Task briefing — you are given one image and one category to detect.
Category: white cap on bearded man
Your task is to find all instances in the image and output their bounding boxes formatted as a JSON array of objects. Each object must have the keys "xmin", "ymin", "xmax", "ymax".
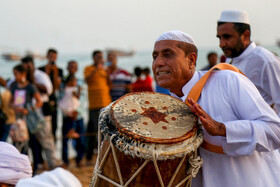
[{"xmin": 218, "ymin": 9, "xmax": 250, "ymax": 24}]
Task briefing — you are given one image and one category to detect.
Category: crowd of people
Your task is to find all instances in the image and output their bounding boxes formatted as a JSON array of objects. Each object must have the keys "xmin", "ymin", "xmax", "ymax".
[
  {"xmin": 0, "ymin": 48, "xmax": 157, "ymax": 175},
  {"xmin": 0, "ymin": 9, "xmax": 280, "ymax": 187}
]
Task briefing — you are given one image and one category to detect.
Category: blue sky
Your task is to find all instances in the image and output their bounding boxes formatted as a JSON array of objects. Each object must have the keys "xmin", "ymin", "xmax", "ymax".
[{"xmin": 0, "ymin": 0, "xmax": 279, "ymax": 54}]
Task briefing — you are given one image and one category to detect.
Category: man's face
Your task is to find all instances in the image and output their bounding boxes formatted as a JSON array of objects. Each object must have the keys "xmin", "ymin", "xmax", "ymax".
[
  {"xmin": 93, "ymin": 52, "xmax": 104, "ymax": 65},
  {"xmin": 152, "ymin": 40, "xmax": 196, "ymax": 95},
  {"xmin": 217, "ymin": 23, "xmax": 245, "ymax": 58},
  {"xmin": 208, "ymin": 54, "xmax": 217, "ymax": 67},
  {"xmin": 107, "ymin": 53, "xmax": 117, "ymax": 66},
  {"xmin": 22, "ymin": 62, "xmax": 34, "ymax": 72},
  {"xmin": 47, "ymin": 52, "xmax": 57, "ymax": 63}
]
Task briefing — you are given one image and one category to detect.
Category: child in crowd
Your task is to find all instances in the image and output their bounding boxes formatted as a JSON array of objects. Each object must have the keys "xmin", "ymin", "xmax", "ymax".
[
  {"xmin": 59, "ymin": 75, "xmax": 80, "ymax": 120},
  {"xmin": 60, "ymin": 61, "xmax": 85, "ymax": 168},
  {"xmin": 9, "ymin": 64, "xmax": 42, "ymax": 154}
]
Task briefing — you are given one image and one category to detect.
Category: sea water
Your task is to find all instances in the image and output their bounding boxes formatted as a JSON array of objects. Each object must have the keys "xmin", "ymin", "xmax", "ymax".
[{"xmin": 1, "ymin": 45, "xmax": 279, "ymax": 80}]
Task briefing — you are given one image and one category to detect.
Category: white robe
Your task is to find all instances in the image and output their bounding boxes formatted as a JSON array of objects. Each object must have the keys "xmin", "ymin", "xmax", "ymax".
[
  {"xmin": 171, "ymin": 70, "xmax": 280, "ymax": 187},
  {"xmin": 227, "ymin": 42, "xmax": 280, "ymax": 116}
]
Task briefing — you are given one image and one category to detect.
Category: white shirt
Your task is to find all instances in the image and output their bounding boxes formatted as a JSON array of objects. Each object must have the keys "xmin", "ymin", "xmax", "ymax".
[
  {"xmin": 34, "ymin": 69, "xmax": 53, "ymax": 102},
  {"xmin": 227, "ymin": 42, "xmax": 280, "ymax": 116},
  {"xmin": 171, "ymin": 71, "xmax": 280, "ymax": 187}
]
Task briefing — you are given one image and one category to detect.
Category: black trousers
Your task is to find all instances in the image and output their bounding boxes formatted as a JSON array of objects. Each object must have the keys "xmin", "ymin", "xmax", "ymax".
[
  {"xmin": 51, "ymin": 109, "xmax": 57, "ymax": 142},
  {"xmin": 86, "ymin": 109, "xmax": 100, "ymax": 160}
]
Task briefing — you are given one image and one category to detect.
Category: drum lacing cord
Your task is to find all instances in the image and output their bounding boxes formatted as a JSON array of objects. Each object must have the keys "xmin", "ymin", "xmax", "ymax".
[
  {"xmin": 91, "ymin": 134, "xmax": 124, "ymax": 187},
  {"xmin": 152, "ymin": 148, "xmax": 165, "ymax": 187},
  {"xmin": 167, "ymin": 154, "xmax": 188, "ymax": 187},
  {"xmin": 91, "ymin": 133, "xmax": 151, "ymax": 187},
  {"xmin": 188, "ymin": 150, "xmax": 203, "ymax": 178},
  {"xmin": 183, "ymin": 149, "xmax": 204, "ymax": 187},
  {"xmin": 91, "ymin": 141, "xmax": 203, "ymax": 187}
]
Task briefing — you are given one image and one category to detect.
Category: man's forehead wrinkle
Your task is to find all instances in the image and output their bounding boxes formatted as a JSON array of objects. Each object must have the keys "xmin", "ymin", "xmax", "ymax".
[{"xmin": 154, "ymin": 47, "xmax": 174, "ymax": 53}]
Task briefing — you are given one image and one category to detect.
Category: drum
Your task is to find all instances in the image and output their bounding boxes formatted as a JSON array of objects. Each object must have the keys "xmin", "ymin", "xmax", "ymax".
[{"xmin": 90, "ymin": 92, "xmax": 203, "ymax": 187}]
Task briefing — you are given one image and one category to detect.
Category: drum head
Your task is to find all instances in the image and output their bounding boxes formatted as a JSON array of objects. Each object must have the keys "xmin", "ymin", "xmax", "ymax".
[{"xmin": 110, "ymin": 92, "xmax": 197, "ymax": 144}]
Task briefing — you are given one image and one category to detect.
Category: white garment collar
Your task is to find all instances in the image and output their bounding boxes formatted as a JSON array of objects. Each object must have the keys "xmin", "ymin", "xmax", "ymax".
[
  {"xmin": 227, "ymin": 41, "xmax": 256, "ymax": 63},
  {"xmin": 170, "ymin": 71, "xmax": 199, "ymax": 102}
]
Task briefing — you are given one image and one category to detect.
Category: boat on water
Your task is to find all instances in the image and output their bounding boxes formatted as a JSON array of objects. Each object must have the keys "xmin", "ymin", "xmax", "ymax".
[
  {"xmin": 1, "ymin": 51, "xmax": 45, "ymax": 62},
  {"xmin": 105, "ymin": 48, "xmax": 135, "ymax": 57},
  {"xmin": 1, "ymin": 53, "xmax": 21, "ymax": 61}
]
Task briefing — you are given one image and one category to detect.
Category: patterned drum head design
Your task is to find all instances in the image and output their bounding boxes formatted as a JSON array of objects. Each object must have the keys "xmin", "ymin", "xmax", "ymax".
[{"xmin": 110, "ymin": 92, "xmax": 197, "ymax": 144}]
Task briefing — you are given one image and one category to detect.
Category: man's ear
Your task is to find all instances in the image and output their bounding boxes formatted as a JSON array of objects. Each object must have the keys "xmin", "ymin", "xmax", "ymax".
[
  {"xmin": 187, "ymin": 52, "xmax": 197, "ymax": 68},
  {"xmin": 241, "ymin": 30, "xmax": 251, "ymax": 46},
  {"xmin": 243, "ymin": 30, "xmax": 250, "ymax": 39}
]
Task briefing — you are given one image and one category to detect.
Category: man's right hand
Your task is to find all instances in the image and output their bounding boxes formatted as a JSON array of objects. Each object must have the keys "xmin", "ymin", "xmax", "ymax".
[
  {"xmin": 45, "ymin": 64, "xmax": 58, "ymax": 75},
  {"xmin": 187, "ymin": 98, "xmax": 226, "ymax": 137}
]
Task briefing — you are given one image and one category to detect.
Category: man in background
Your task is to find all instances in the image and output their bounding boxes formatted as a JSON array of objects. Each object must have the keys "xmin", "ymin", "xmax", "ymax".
[
  {"xmin": 21, "ymin": 56, "xmax": 57, "ymax": 174},
  {"xmin": 84, "ymin": 50, "xmax": 111, "ymax": 162},
  {"xmin": 107, "ymin": 52, "xmax": 132, "ymax": 101},
  {"xmin": 200, "ymin": 52, "xmax": 218, "ymax": 70},
  {"xmin": 38, "ymin": 48, "xmax": 63, "ymax": 141},
  {"xmin": 217, "ymin": 9, "xmax": 280, "ymax": 116}
]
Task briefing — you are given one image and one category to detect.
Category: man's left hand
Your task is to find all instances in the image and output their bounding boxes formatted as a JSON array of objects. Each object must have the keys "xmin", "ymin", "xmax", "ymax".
[{"xmin": 187, "ymin": 98, "xmax": 226, "ymax": 137}]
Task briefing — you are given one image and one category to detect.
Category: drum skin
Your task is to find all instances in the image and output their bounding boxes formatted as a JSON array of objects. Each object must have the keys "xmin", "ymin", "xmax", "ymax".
[
  {"xmin": 110, "ymin": 92, "xmax": 197, "ymax": 144},
  {"xmin": 98, "ymin": 140, "xmax": 190, "ymax": 187}
]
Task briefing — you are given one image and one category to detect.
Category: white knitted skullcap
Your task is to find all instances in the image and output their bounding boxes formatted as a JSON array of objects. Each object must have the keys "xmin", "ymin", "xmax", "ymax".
[
  {"xmin": 218, "ymin": 10, "xmax": 250, "ymax": 24},
  {"xmin": 16, "ymin": 167, "xmax": 82, "ymax": 187},
  {"xmin": 0, "ymin": 142, "xmax": 32, "ymax": 185},
  {"xmin": 155, "ymin": 30, "xmax": 196, "ymax": 45}
]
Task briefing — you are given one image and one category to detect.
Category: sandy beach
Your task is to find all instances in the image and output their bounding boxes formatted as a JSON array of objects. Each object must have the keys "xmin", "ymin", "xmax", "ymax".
[
  {"xmin": 35, "ymin": 154, "xmax": 97, "ymax": 187},
  {"xmin": 68, "ymin": 155, "xmax": 97, "ymax": 187}
]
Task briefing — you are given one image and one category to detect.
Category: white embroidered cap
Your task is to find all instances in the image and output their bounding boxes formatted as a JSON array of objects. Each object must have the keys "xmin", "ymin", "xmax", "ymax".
[
  {"xmin": 155, "ymin": 30, "xmax": 196, "ymax": 46},
  {"xmin": 218, "ymin": 10, "xmax": 250, "ymax": 24}
]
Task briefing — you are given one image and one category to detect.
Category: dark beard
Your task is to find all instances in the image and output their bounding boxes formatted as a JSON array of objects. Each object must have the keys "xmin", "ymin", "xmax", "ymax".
[
  {"xmin": 223, "ymin": 38, "xmax": 245, "ymax": 58},
  {"xmin": 230, "ymin": 45, "xmax": 245, "ymax": 58}
]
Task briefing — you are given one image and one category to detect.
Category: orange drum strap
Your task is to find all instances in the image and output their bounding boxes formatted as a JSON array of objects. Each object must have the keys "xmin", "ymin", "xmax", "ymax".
[
  {"xmin": 186, "ymin": 63, "xmax": 244, "ymax": 154},
  {"xmin": 201, "ymin": 140, "xmax": 224, "ymax": 154}
]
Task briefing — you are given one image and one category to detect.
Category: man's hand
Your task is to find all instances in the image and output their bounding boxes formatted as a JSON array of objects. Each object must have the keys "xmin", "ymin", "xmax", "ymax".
[
  {"xmin": 0, "ymin": 76, "xmax": 6, "ymax": 87},
  {"xmin": 45, "ymin": 64, "xmax": 58, "ymax": 75},
  {"xmin": 187, "ymin": 98, "xmax": 226, "ymax": 137},
  {"xmin": 70, "ymin": 111, "xmax": 78, "ymax": 121}
]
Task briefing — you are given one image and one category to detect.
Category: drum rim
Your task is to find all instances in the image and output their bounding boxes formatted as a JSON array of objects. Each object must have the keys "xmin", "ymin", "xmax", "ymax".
[{"xmin": 110, "ymin": 92, "xmax": 198, "ymax": 144}]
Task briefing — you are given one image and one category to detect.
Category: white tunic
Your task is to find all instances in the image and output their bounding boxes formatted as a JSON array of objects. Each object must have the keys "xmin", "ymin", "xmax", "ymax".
[
  {"xmin": 171, "ymin": 71, "xmax": 280, "ymax": 187},
  {"xmin": 34, "ymin": 69, "xmax": 53, "ymax": 102},
  {"xmin": 227, "ymin": 42, "xmax": 280, "ymax": 116}
]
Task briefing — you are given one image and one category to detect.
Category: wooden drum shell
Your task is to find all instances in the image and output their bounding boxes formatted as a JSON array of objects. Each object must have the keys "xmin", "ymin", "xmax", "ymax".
[{"xmin": 97, "ymin": 140, "xmax": 191, "ymax": 187}]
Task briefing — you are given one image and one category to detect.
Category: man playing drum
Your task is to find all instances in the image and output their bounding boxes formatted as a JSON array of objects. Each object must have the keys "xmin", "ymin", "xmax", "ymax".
[{"xmin": 152, "ymin": 30, "xmax": 280, "ymax": 187}]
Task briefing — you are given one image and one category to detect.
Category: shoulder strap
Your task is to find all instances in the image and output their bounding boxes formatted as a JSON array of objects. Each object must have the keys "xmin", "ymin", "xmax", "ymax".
[
  {"xmin": 185, "ymin": 63, "xmax": 244, "ymax": 154},
  {"xmin": 186, "ymin": 63, "xmax": 244, "ymax": 106}
]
